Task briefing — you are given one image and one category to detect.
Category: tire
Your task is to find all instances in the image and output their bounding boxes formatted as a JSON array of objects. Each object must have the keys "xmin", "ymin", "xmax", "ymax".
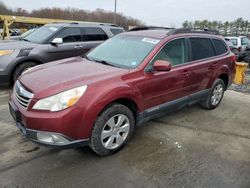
[
  {"xmin": 200, "ymin": 79, "xmax": 225, "ymax": 110},
  {"xmin": 12, "ymin": 62, "xmax": 38, "ymax": 83},
  {"xmin": 89, "ymin": 103, "xmax": 135, "ymax": 156}
]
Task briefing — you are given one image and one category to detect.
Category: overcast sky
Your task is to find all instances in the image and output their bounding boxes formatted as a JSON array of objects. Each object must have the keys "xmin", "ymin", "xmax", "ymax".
[{"xmin": 2, "ymin": 0, "xmax": 250, "ymax": 27}]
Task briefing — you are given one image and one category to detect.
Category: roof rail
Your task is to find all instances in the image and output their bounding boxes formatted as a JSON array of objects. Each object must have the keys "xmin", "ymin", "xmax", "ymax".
[
  {"xmin": 168, "ymin": 28, "xmax": 220, "ymax": 35},
  {"xmin": 99, "ymin": 23, "xmax": 119, "ymax": 27},
  {"xmin": 128, "ymin": 26, "xmax": 174, "ymax": 32}
]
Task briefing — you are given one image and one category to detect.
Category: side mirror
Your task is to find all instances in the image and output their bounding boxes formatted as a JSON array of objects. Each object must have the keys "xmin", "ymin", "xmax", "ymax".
[
  {"xmin": 153, "ymin": 60, "xmax": 172, "ymax": 71},
  {"xmin": 51, "ymin": 38, "xmax": 63, "ymax": 45}
]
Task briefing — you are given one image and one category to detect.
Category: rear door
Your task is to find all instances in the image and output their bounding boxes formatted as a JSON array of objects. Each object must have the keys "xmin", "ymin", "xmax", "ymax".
[
  {"xmin": 80, "ymin": 27, "xmax": 109, "ymax": 53},
  {"xmin": 183, "ymin": 37, "xmax": 217, "ymax": 97}
]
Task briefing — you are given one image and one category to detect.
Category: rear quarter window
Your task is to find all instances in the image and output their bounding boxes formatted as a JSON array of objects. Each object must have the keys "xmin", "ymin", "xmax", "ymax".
[
  {"xmin": 190, "ymin": 38, "xmax": 215, "ymax": 61},
  {"xmin": 110, "ymin": 28, "xmax": 124, "ymax": 35},
  {"xmin": 212, "ymin": 39, "xmax": 228, "ymax": 55}
]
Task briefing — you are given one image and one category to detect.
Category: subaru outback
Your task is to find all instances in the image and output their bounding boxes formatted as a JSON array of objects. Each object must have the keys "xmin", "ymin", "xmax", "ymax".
[
  {"xmin": 0, "ymin": 22, "xmax": 124, "ymax": 86},
  {"xmin": 9, "ymin": 28, "xmax": 236, "ymax": 156}
]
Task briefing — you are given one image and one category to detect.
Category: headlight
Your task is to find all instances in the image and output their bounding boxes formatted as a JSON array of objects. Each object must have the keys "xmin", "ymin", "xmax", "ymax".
[
  {"xmin": 33, "ymin": 85, "xmax": 87, "ymax": 112},
  {"xmin": 0, "ymin": 50, "xmax": 14, "ymax": 56}
]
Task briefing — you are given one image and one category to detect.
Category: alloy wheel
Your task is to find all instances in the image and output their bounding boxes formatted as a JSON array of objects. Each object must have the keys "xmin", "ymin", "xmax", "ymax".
[{"xmin": 101, "ymin": 114, "xmax": 130, "ymax": 150}]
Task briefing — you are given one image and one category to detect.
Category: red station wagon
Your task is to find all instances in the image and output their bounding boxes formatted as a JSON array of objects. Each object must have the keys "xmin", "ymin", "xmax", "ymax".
[{"xmin": 9, "ymin": 28, "xmax": 236, "ymax": 156}]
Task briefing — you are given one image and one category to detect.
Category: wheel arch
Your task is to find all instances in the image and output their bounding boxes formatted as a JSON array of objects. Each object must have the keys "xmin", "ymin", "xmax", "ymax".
[
  {"xmin": 10, "ymin": 58, "xmax": 43, "ymax": 83},
  {"xmin": 99, "ymin": 97, "xmax": 140, "ymax": 121},
  {"xmin": 218, "ymin": 73, "xmax": 229, "ymax": 89}
]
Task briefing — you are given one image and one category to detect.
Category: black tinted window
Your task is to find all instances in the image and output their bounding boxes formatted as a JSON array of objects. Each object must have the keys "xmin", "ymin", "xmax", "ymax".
[
  {"xmin": 81, "ymin": 27, "xmax": 108, "ymax": 41},
  {"xmin": 190, "ymin": 38, "xmax": 215, "ymax": 61},
  {"xmin": 57, "ymin": 28, "xmax": 81, "ymax": 43},
  {"xmin": 110, "ymin": 28, "xmax": 123, "ymax": 35},
  {"xmin": 153, "ymin": 38, "xmax": 187, "ymax": 66},
  {"xmin": 213, "ymin": 39, "xmax": 228, "ymax": 55}
]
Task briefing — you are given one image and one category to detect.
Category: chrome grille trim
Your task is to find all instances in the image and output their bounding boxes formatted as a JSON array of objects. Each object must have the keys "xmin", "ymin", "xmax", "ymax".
[{"xmin": 14, "ymin": 81, "xmax": 34, "ymax": 109}]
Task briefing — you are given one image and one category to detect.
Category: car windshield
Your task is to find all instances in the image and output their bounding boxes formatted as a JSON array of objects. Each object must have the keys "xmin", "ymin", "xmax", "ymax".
[
  {"xmin": 87, "ymin": 35, "xmax": 159, "ymax": 69},
  {"xmin": 241, "ymin": 37, "xmax": 250, "ymax": 46},
  {"xmin": 21, "ymin": 29, "xmax": 37, "ymax": 38},
  {"xmin": 23, "ymin": 25, "xmax": 61, "ymax": 44}
]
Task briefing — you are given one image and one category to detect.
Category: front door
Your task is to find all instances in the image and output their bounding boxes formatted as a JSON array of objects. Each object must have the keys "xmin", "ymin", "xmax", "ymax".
[
  {"xmin": 140, "ymin": 38, "xmax": 190, "ymax": 111},
  {"xmin": 46, "ymin": 27, "xmax": 86, "ymax": 62}
]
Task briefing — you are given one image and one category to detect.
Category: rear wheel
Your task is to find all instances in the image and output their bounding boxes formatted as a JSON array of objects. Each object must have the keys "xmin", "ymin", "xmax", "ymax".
[
  {"xmin": 12, "ymin": 62, "xmax": 37, "ymax": 83},
  {"xmin": 200, "ymin": 79, "xmax": 225, "ymax": 110},
  {"xmin": 89, "ymin": 103, "xmax": 135, "ymax": 156}
]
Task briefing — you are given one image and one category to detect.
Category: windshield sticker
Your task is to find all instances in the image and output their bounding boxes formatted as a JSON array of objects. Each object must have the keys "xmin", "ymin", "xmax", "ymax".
[
  {"xmin": 49, "ymin": 27, "xmax": 58, "ymax": 31},
  {"xmin": 142, "ymin": 38, "xmax": 160, "ymax": 44},
  {"xmin": 131, "ymin": 61, "xmax": 137, "ymax": 66}
]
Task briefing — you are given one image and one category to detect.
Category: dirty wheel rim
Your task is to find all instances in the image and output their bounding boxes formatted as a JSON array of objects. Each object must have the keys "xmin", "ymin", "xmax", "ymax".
[
  {"xmin": 101, "ymin": 114, "xmax": 130, "ymax": 150},
  {"xmin": 211, "ymin": 84, "xmax": 223, "ymax": 106}
]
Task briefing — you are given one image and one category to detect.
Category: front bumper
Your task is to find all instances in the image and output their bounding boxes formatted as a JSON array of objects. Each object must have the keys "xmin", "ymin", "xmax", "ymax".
[
  {"xmin": 9, "ymin": 100, "xmax": 89, "ymax": 149},
  {"xmin": 16, "ymin": 121, "xmax": 89, "ymax": 148}
]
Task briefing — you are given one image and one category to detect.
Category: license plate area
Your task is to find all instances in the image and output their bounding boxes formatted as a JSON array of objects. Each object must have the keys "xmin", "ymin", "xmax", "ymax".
[{"xmin": 9, "ymin": 101, "xmax": 21, "ymax": 122}]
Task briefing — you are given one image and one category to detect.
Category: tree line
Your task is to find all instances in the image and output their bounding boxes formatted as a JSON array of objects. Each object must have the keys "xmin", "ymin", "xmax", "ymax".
[
  {"xmin": 0, "ymin": 1, "xmax": 144, "ymax": 30},
  {"xmin": 182, "ymin": 18, "xmax": 250, "ymax": 36}
]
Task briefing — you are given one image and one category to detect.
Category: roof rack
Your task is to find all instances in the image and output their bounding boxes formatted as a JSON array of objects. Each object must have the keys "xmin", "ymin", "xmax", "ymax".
[
  {"xmin": 168, "ymin": 28, "xmax": 220, "ymax": 35},
  {"xmin": 99, "ymin": 23, "xmax": 119, "ymax": 27},
  {"xmin": 128, "ymin": 26, "xmax": 174, "ymax": 32}
]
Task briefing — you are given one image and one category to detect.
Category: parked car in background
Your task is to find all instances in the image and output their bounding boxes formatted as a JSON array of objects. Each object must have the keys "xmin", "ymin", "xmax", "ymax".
[
  {"xmin": 0, "ymin": 22, "xmax": 124, "ymax": 86},
  {"xmin": 225, "ymin": 36, "xmax": 250, "ymax": 61},
  {"xmin": 10, "ymin": 28, "xmax": 38, "ymax": 41},
  {"xmin": 225, "ymin": 38, "xmax": 239, "ymax": 56},
  {"xmin": 9, "ymin": 28, "xmax": 236, "ymax": 156}
]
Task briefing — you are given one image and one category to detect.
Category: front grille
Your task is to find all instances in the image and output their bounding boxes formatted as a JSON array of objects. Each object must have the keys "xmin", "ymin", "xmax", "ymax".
[{"xmin": 14, "ymin": 81, "xmax": 34, "ymax": 109}]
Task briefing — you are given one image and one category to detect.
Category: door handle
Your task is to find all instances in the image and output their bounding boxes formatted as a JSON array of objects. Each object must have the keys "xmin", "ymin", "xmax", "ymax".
[
  {"xmin": 74, "ymin": 45, "xmax": 83, "ymax": 49},
  {"xmin": 209, "ymin": 62, "xmax": 219, "ymax": 70},
  {"xmin": 181, "ymin": 70, "xmax": 191, "ymax": 77}
]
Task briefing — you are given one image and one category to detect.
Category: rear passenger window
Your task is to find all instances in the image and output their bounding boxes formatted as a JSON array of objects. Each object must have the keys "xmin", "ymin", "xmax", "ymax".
[
  {"xmin": 190, "ymin": 38, "xmax": 215, "ymax": 61},
  {"xmin": 81, "ymin": 27, "xmax": 108, "ymax": 41},
  {"xmin": 110, "ymin": 28, "xmax": 123, "ymax": 35},
  {"xmin": 153, "ymin": 38, "xmax": 187, "ymax": 66},
  {"xmin": 212, "ymin": 39, "xmax": 228, "ymax": 55},
  {"xmin": 57, "ymin": 28, "xmax": 81, "ymax": 43}
]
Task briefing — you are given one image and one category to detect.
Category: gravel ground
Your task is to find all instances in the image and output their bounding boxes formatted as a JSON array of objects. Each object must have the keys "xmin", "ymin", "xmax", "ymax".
[
  {"xmin": 228, "ymin": 67, "xmax": 250, "ymax": 94},
  {"xmin": 0, "ymin": 89, "xmax": 250, "ymax": 188}
]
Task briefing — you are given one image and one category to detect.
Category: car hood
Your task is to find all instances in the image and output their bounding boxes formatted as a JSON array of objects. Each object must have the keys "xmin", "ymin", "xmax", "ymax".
[
  {"xmin": 0, "ymin": 40, "xmax": 37, "ymax": 50},
  {"xmin": 19, "ymin": 57, "xmax": 129, "ymax": 99}
]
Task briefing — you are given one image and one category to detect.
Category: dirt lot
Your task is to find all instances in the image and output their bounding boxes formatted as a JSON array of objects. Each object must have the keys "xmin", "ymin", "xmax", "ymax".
[{"xmin": 0, "ymin": 87, "xmax": 249, "ymax": 188}]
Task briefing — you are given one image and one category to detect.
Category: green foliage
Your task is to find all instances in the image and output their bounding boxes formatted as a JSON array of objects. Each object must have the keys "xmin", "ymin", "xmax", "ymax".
[{"xmin": 182, "ymin": 18, "xmax": 250, "ymax": 36}]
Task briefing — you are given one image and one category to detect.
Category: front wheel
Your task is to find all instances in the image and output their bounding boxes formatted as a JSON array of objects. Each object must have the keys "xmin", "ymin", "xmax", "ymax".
[
  {"xmin": 200, "ymin": 79, "xmax": 225, "ymax": 110},
  {"xmin": 89, "ymin": 104, "xmax": 135, "ymax": 156},
  {"xmin": 12, "ymin": 62, "xmax": 37, "ymax": 83}
]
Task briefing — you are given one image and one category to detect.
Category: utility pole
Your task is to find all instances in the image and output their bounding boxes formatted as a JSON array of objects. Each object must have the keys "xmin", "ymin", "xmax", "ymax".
[{"xmin": 114, "ymin": 0, "xmax": 117, "ymax": 24}]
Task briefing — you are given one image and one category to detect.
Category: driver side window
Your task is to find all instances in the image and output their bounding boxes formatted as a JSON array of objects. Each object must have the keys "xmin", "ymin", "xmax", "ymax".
[
  {"xmin": 56, "ymin": 28, "xmax": 81, "ymax": 43},
  {"xmin": 152, "ymin": 38, "xmax": 187, "ymax": 66}
]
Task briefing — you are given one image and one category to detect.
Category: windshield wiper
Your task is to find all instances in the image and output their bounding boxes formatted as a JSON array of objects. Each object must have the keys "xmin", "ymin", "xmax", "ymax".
[
  {"xmin": 22, "ymin": 38, "xmax": 31, "ymax": 42},
  {"xmin": 85, "ymin": 56, "xmax": 116, "ymax": 67}
]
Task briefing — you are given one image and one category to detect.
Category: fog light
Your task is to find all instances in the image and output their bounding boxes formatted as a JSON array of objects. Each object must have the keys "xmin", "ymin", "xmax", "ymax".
[{"xmin": 37, "ymin": 132, "xmax": 70, "ymax": 145}]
